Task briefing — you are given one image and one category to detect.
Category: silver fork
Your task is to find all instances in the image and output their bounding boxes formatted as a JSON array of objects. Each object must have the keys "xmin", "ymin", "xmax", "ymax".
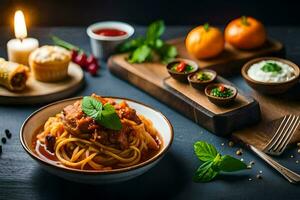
[
  {"xmin": 250, "ymin": 145, "xmax": 300, "ymax": 183},
  {"xmin": 263, "ymin": 115, "xmax": 300, "ymax": 156}
]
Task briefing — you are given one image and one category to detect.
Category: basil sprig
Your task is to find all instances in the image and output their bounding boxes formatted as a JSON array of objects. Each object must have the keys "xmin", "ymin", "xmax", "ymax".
[
  {"xmin": 117, "ymin": 20, "xmax": 177, "ymax": 63},
  {"xmin": 82, "ymin": 96, "xmax": 122, "ymax": 131},
  {"xmin": 193, "ymin": 141, "xmax": 248, "ymax": 182}
]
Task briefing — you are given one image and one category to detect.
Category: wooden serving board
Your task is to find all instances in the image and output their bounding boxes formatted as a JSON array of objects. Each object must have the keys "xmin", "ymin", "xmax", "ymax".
[
  {"xmin": 0, "ymin": 62, "xmax": 84, "ymax": 105},
  {"xmin": 170, "ymin": 38, "xmax": 284, "ymax": 76},
  {"xmin": 108, "ymin": 54, "xmax": 260, "ymax": 136}
]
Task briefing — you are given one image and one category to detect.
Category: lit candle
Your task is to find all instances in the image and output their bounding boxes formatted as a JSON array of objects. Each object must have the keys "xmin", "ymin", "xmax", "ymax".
[{"xmin": 7, "ymin": 10, "xmax": 39, "ymax": 66}]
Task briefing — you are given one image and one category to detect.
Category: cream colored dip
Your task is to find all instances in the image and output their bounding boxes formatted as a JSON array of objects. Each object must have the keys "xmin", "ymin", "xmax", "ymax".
[{"xmin": 247, "ymin": 60, "xmax": 296, "ymax": 83}]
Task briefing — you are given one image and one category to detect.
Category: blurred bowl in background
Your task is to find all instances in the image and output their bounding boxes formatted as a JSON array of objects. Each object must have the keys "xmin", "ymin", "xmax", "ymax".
[{"xmin": 87, "ymin": 21, "xmax": 134, "ymax": 59}]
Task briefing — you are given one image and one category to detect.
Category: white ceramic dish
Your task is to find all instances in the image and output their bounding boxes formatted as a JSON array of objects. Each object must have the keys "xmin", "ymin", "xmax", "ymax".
[
  {"xmin": 87, "ymin": 21, "xmax": 134, "ymax": 59},
  {"xmin": 20, "ymin": 96, "xmax": 173, "ymax": 184}
]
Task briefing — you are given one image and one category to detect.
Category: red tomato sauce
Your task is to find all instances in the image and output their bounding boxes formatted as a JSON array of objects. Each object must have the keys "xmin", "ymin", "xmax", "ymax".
[{"xmin": 93, "ymin": 28, "xmax": 127, "ymax": 37}]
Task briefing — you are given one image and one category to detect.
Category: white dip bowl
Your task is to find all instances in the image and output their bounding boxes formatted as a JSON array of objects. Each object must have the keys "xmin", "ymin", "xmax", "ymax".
[{"xmin": 86, "ymin": 21, "xmax": 134, "ymax": 59}]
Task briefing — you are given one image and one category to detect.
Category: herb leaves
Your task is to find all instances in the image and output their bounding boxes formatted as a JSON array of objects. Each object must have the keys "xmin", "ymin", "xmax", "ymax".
[
  {"xmin": 261, "ymin": 62, "xmax": 282, "ymax": 73},
  {"xmin": 193, "ymin": 141, "xmax": 248, "ymax": 182},
  {"xmin": 82, "ymin": 97, "xmax": 122, "ymax": 131},
  {"xmin": 117, "ymin": 20, "xmax": 177, "ymax": 63}
]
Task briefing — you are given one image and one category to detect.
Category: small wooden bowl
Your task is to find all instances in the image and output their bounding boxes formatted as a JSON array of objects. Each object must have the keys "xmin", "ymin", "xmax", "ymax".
[
  {"xmin": 205, "ymin": 83, "xmax": 238, "ymax": 106},
  {"xmin": 242, "ymin": 57, "xmax": 300, "ymax": 94},
  {"xmin": 188, "ymin": 69, "xmax": 217, "ymax": 90},
  {"xmin": 166, "ymin": 58, "xmax": 198, "ymax": 82}
]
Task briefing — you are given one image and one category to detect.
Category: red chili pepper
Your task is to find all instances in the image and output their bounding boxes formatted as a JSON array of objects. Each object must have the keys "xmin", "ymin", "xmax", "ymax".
[
  {"xmin": 176, "ymin": 62, "xmax": 187, "ymax": 72},
  {"xmin": 218, "ymin": 85, "xmax": 225, "ymax": 92}
]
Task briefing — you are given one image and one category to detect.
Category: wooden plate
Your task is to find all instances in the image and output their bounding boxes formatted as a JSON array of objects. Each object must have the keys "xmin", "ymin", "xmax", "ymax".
[{"xmin": 0, "ymin": 62, "xmax": 84, "ymax": 105}]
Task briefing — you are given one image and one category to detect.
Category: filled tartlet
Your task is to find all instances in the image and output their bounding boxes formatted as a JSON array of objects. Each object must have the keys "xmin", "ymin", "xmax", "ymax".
[
  {"xmin": 166, "ymin": 58, "xmax": 198, "ymax": 82},
  {"xmin": 29, "ymin": 45, "xmax": 71, "ymax": 82},
  {"xmin": 205, "ymin": 83, "xmax": 237, "ymax": 106},
  {"xmin": 188, "ymin": 70, "xmax": 217, "ymax": 89}
]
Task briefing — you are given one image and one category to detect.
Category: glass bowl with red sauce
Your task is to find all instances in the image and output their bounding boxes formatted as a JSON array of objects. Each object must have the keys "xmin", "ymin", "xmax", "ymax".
[{"xmin": 87, "ymin": 21, "xmax": 134, "ymax": 59}]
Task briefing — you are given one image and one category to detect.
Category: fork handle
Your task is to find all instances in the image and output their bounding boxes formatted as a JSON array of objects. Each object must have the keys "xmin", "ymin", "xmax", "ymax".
[{"xmin": 250, "ymin": 145, "xmax": 299, "ymax": 183}]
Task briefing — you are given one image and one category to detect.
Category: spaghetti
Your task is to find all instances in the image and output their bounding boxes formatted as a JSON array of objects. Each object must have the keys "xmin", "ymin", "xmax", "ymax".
[{"xmin": 34, "ymin": 94, "xmax": 162, "ymax": 171}]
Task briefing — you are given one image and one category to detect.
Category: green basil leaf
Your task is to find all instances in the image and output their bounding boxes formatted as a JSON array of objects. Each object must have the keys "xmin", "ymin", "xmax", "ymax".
[
  {"xmin": 128, "ymin": 45, "xmax": 152, "ymax": 63},
  {"xmin": 162, "ymin": 44, "xmax": 178, "ymax": 58},
  {"xmin": 146, "ymin": 20, "xmax": 165, "ymax": 43},
  {"xmin": 261, "ymin": 62, "xmax": 282, "ymax": 73},
  {"xmin": 98, "ymin": 103, "xmax": 122, "ymax": 131},
  {"xmin": 157, "ymin": 44, "xmax": 177, "ymax": 63},
  {"xmin": 219, "ymin": 155, "xmax": 248, "ymax": 172},
  {"xmin": 194, "ymin": 141, "xmax": 218, "ymax": 162},
  {"xmin": 193, "ymin": 161, "xmax": 218, "ymax": 182},
  {"xmin": 211, "ymin": 153, "xmax": 222, "ymax": 171},
  {"xmin": 82, "ymin": 96, "xmax": 102, "ymax": 121},
  {"xmin": 117, "ymin": 37, "xmax": 145, "ymax": 53},
  {"xmin": 151, "ymin": 39, "xmax": 164, "ymax": 49}
]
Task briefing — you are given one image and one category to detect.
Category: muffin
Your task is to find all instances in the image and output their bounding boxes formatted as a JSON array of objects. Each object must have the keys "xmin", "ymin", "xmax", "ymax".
[{"xmin": 29, "ymin": 45, "xmax": 71, "ymax": 82}]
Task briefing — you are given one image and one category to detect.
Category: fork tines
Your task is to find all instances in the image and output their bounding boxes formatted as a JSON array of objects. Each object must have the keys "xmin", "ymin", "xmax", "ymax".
[{"xmin": 264, "ymin": 115, "xmax": 300, "ymax": 155}]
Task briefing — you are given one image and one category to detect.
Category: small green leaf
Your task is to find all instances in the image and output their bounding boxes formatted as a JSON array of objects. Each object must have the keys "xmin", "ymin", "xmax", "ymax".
[
  {"xmin": 52, "ymin": 36, "xmax": 84, "ymax": 53},
  {"xmin": 146, "ymin": 20, "xmax": 165, "ymax": 43},
  {"xmin": 261, "ymin": 62, "xmax": 282, "ymax": 73},
  {"xmin": 152, "ymin": 39, "xmax": 164, "ymax": 49},
  {"xmin": 99, "ymin": 104, "xmax": 122, "ymax": 131},
  {"xmin": 194, "ymin": 141, "xmax": 218, "ymax": 162},
  {"xmin": 219, "ymin": 155, "xmax": 248, "ymax": 172},
  {"xmin": 203, "ymin": 23, "xmax": 210, "ymax": 32},
  {"xmin": 158, "ymin": 44, "xmax": 178, "ymax": 63},
  {"xmin": 193, "ymin": 161, "xmax": 218, "ymax": 182},
  {"xmin": 211, "ymin": 153, "xmax": 222, "ymax": 171},
  {"xmin": 81, "ymin": 97, "xmax": 122, "ymax": 131},
  {"xmin": 128, "ymin": 45, "xmax": 152, "ymax": 63},
  {"xmin": 241, "ymin": 16, "xmax": 249, "ymax": 26},
  {"xmin": 82, "ymin": 97, "xmax": 102, "ymax": 121},
  {"xmin": 117, "ymin": 37, "xmax": 145, "ymax": 53}
]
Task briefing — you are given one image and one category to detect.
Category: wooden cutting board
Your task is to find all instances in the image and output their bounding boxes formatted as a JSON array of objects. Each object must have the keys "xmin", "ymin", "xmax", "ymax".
[
  {"xmin": 170, "ymin": 38, "xmax": 284, "ymax": 76},
  {"xmin": 0, "ymin": 62, "xmax": 84, "ymax": 105},
  {"xmin": 232, "ymin": 84, "xmax": 300, "ymax": 150},
  {"xmin": 108, "ymin": 38, "xmax": 300, "ymax": 149},
  {"xmin": 170, "ymin": 38, "xmax": 300, "ymax": 148},
  {"xmin": 108, "ymin": 54, "xmax": 260, "ymax": 136}
]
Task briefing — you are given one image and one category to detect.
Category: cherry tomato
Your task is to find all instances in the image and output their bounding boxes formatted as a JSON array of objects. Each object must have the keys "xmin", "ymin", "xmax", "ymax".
[
  {"xmin": 86, "ymin": 54, "xmax": 98, "ymax": 66},
  {"xmin": 176, "ymin": 62, "xmax": 187, "ymax": 72},
  {"xmin": 88, "ymin": 63, "xmax": 99, "ymax": 76},
  {"xmin": 71, "ymin": 49, "xmax": 78, "ymax": 61},
  {"xmin": 74, "ymin": 53, "xmax": 87, "ymax": 68},
  {"xmin": 219, "ymin": 85, "xmax": 225, "ymax": 92}
]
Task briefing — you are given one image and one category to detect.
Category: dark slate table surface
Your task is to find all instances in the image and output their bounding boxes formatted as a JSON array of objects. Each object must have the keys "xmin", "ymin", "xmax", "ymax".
[{"xmin": 0, "ymin": 26, "xmax": 299, "ymax": 200}]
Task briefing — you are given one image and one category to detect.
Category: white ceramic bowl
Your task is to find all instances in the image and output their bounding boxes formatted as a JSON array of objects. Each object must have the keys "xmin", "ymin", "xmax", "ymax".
[
  {"xmin": 86, "ymin": 21, "xmax": 134, "ymax": 59},
  {"xmin": 20, "ymin": 96, "xmax": 173, "ymax": 184}
]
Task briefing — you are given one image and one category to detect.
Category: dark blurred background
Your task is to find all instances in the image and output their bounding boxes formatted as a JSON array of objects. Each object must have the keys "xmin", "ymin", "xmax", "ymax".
[{"xmin": 0, "ymin": 0, "xmax": 299, "ymax": 27}]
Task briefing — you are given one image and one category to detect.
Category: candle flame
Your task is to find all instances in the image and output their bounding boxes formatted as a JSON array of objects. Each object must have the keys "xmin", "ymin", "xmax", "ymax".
[{"xmin": 14, "ymin": 10, "xmax": 27, "ymax": 40}]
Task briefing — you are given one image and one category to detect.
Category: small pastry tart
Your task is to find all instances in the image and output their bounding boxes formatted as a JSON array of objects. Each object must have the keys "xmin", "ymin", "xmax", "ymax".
[{"xmin": 29, "ymin": 45, "xmax": 71, "ymax": 82}]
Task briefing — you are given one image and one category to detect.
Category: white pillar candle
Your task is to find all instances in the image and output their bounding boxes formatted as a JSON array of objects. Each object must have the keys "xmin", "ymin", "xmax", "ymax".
[
  {"xmin": 7, "ymin": 10, "xmax": 39, "ymax": 66},
  {"xmin": 7, "ymin": 38, "xmax": 39, "ymax": 65}
]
